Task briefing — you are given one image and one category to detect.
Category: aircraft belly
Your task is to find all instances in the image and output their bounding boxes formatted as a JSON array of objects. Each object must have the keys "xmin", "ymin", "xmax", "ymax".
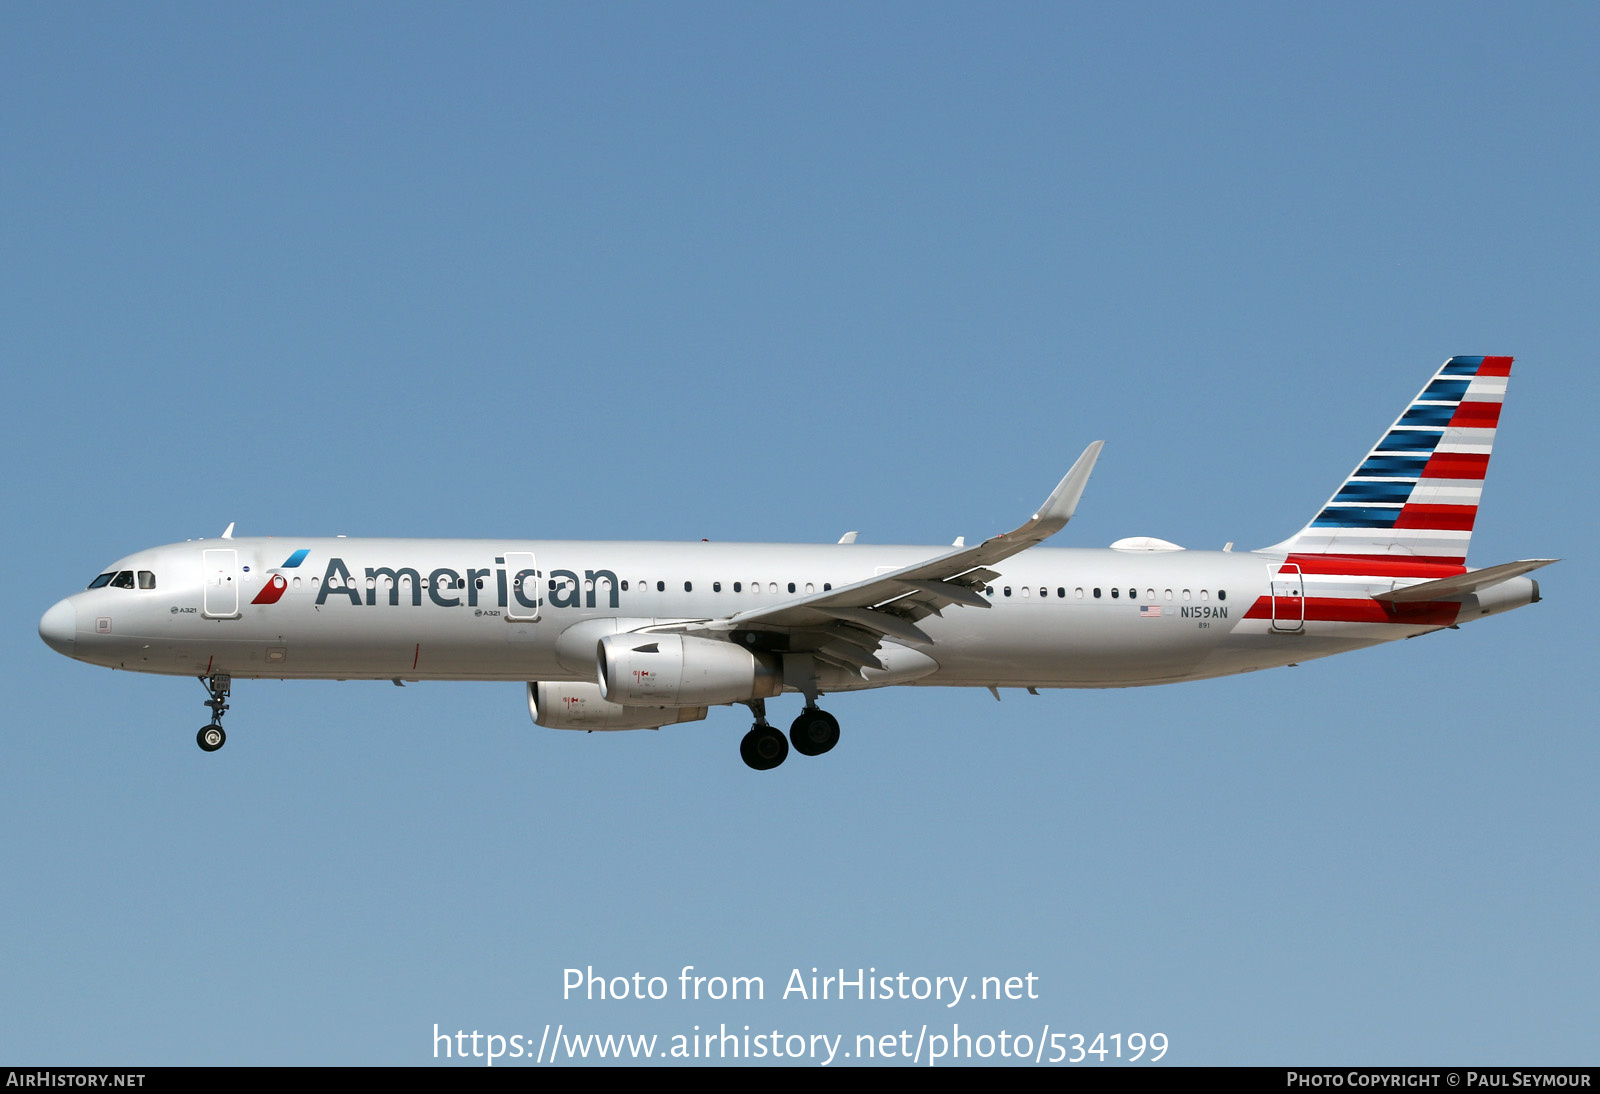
[
  {"xmin": 263, "ymin": 608, "xmax": 565, "ymax": 679},
  {"xmin": 922, "ymin": 606, "xmax": 1223, "ymax": 687}
]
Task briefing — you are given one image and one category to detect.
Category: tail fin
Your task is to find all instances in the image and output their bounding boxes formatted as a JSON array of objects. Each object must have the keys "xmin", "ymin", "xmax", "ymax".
[{"xmin": 1266, "ymin": 355, "xmax": 1512, "ymax": 566}]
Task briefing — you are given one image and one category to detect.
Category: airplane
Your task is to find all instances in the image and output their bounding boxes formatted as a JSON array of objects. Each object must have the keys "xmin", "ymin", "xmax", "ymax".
[{"xmin": 38, "ymin": 355, "xmax": 1554, "ymax": 770}]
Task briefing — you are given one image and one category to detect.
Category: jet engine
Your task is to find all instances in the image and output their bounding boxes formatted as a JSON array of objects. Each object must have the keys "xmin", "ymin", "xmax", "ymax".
[
  {"xmin": 597, "ymin": 633, "xmax": 781, "ymax": 707},
  {"xmin": 528, "ymin": 681, "xmax": 706, "ymax": 731}
]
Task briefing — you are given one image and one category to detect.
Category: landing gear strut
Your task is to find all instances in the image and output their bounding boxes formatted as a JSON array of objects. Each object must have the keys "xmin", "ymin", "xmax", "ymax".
[
  {"xmin": 739, "ymin": 698, "xmax": 789, "ymax": 771},
  {"xmin": 196, "ymin": 673, "xmax": 230, "ymax": 752}
]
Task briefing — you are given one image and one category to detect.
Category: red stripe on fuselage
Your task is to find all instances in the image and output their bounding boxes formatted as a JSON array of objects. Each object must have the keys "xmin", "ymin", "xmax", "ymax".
[
  {"xmin": 1246, "ymin": 596, "xmax": 1460, "ymax": 626},
  {"xmin": 1283, "ymin": 554, "xmax": 1467, "ymax": 578}
]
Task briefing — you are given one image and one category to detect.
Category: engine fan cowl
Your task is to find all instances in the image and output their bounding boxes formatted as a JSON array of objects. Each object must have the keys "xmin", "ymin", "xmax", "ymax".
[
  {"xmin": 528, "ymin": 681, "xmax": 707, "ymax": 731},
  {"xmin": 597, "ymin": 633, "xmax": 781, "ymax": 707}
]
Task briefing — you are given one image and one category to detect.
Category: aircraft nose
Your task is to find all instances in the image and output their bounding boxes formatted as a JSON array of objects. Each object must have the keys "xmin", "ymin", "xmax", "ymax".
[{"xmin": 39, "ymin": 598, "xmax": 77, "ymax": 657}]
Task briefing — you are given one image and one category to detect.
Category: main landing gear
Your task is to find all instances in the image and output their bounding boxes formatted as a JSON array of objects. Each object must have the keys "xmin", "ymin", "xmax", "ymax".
[
  {"xmin": 196, "ymin": 673, "xmax": 230, "ymax": 752},
  {"xmin": 739, "ymin": 699, "xmax": 840, "ymax": 770},
  {"xmin": 789, "ymin": 706, "xmax": 840, "ymax": 757},
  {"xmin": 739, "ymin": 698, "xmax": 788, "ymax": 771}
]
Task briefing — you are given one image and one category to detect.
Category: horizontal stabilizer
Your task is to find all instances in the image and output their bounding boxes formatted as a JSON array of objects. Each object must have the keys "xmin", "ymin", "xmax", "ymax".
[{"xmin": 1374, "ymin": 558, "xmax": 1558, "ymax": 602}]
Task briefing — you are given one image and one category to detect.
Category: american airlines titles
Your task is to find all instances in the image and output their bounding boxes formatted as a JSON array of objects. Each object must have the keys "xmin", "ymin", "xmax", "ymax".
[{"xmin": 313, "ymin": 556, "xmax": 616, "ymax": 611}]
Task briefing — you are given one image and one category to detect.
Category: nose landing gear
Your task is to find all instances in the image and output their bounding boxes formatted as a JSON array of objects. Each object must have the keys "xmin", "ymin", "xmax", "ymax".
[{"xmin": 196, "ymin": 673, "xmax": 230, "ymax": 752}]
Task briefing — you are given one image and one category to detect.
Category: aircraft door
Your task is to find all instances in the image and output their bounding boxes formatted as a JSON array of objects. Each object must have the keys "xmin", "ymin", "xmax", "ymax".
[
  {"xmin": 1270, "ymin": 562, "xmax": 1304, "ymax": 634},
  {"xmin": 505, "ymin": 551, "xmax": 540, "ymax": 622},
  {"xmin": 202, "ymin": 549, "xmax": 241, "ymax": 619}
]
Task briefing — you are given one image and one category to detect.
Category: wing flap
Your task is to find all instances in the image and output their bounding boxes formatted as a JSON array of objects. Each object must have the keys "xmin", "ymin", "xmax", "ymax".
[
  {"xmin": 816, "ymin": 639, "xmax": 884, "ymax": 672},
  {"xmin": 814, "ymin": 606, "xmax": 935, "ymax": 646}
]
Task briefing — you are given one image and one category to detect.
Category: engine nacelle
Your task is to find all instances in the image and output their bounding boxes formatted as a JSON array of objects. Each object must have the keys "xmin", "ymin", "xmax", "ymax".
[
  {"xmin": 528, "ymin": 681, "xmax": 707, "ymax": 732},
  {"xmin": 597, "ymin": 633, "xmax": 780, "ymax": 707}
]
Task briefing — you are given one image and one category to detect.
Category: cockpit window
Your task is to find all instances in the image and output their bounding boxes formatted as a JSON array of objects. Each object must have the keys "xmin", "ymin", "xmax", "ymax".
[
  {"xmin": 109, "ymin": 571, "xmax": 135, "ymax": 589},
  {"xmin": 138, "ymin": 571, "xmax": 156, "ymax": 589},
  {"xmin": 88, "ymin": 573, "xmax": 115, "ymax": 589}
]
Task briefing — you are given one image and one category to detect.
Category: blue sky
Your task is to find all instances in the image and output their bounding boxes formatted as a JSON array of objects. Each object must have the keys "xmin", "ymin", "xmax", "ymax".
[{"xmin": 3, "ymin": 2, "xmax": 1595, "ymax": 1065}]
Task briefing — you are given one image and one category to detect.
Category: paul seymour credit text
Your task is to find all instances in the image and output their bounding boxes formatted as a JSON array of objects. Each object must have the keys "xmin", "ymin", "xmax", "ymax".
[{"xmin": 432, "ymin": 966, "xmax": 1169, "ymax": 1065}]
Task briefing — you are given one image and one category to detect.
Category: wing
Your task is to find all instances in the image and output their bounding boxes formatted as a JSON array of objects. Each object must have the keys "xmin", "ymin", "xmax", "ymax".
[{"xmin": 660, "ymin": 442, "xmax": 1104, "ymax": 673}]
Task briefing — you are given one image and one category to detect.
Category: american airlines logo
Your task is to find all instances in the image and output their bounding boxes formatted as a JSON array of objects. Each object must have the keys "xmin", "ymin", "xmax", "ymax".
[{"xmin": 249, "ymin": 549, "xmax": 309, "ymax": 605}]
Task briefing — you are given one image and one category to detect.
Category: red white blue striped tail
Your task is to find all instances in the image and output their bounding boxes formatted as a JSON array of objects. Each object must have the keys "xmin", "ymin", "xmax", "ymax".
[{"xmin": 1266, "ymin": 355, "xmax": 1512, "ymax": 568}]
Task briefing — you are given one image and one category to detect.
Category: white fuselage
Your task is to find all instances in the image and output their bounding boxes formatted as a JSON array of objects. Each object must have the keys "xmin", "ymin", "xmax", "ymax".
[{"xmin": 43, "ymin": 536, "xmax": 1530, "ymax": 693}]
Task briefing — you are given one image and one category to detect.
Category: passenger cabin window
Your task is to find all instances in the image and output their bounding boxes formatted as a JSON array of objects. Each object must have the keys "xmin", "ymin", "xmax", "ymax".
[{"xmin": 656, "ymin": 581, "xmax": 665, "ymax": 592}]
